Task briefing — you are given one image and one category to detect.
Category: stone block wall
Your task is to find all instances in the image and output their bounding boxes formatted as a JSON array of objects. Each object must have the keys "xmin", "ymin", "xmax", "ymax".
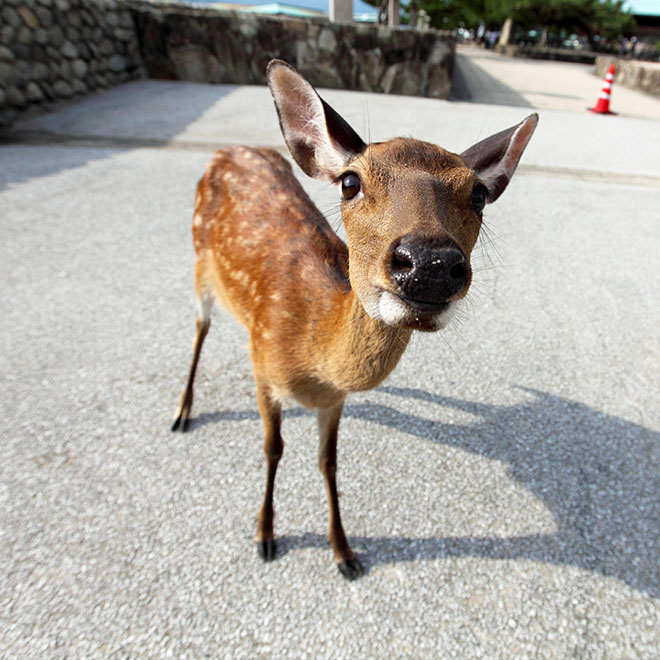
[
  {"xmin": 595, "ymin": 56, "xmax": 660, "ymax": 99},
  {"xmin": 0, "ymin": 0, "xmax": 144, "ymax": 125},
  {"xmin": 0, "ymin": 0, "xmax": 455, "ymax": 126},
  {"xmin": 131, "ymin": 2, "xmax": 455, "ymax": 98}
]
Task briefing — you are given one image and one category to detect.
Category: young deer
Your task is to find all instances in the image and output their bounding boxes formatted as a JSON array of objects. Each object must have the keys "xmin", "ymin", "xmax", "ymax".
[{"xmin": 172, "ymin": 59, "xmax": 538, "ymax": 579}]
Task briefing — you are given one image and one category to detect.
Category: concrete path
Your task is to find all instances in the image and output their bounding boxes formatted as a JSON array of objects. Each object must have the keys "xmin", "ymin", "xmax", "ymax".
[
  {"xmin": 1, "ymin": 69, "xmax": 659, "ymax": 658},
  {"xmin": 452, "ymin": 44, "xmax": 660, "ymax": 121}
]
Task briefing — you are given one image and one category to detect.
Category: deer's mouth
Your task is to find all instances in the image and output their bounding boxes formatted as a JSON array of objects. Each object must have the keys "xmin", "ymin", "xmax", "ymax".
[
  {"xmin": 372, "ymin": 289, "xmax": 455, "ymax": 331},
  {"xmin": 395, "ymin": 295, "xmax": 449, "ymax": 315}
]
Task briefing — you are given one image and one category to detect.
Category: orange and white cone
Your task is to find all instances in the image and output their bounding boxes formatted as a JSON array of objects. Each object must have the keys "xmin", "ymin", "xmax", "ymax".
[{"xmin": 589, "ymin": 63, "xmax": 617, "ymax": 115}]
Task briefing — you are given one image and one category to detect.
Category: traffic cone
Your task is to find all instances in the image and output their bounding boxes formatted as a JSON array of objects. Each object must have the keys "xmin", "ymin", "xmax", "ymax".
[{"xmin": 589, "ymin": 63, "xmax": 617, "ymax": 115}]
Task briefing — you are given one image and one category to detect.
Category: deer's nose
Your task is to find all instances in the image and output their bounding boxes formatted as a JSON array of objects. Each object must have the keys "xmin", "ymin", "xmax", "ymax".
[{"xmin": 390, "ymin": 241, "xmax": 469, "ymax": 304}]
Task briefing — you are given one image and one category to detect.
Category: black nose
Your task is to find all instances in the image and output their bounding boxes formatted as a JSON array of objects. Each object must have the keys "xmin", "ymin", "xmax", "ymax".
[{"xmin": 390, "ymin": 241, "xmax": 469, "ymax": 304}]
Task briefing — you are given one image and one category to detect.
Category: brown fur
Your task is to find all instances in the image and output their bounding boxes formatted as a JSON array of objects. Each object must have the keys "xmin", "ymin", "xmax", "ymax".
[
  {"xmin": 174, "ymin": 142, "xmax": 479, "ymax": 575},
  {"xmin": 171, "ymin": 68, "xmax": 537, "ymax": 578},
  {"xmin": 194, "ymin": 146, "xmax": 413, "ymax": 408},
  {"xmin": 343, "ymin": 140, "xmax": 481, "ymax": 306}
]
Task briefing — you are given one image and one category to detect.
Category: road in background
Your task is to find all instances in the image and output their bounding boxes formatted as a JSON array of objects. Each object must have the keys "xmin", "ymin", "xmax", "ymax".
[
  {"xmin": 1, "ymin": 58, "xmax": 660, "ymax": 657},
  {"xmin": 451, "ymin": 44, "xmax": 660, "ymax": 121}
]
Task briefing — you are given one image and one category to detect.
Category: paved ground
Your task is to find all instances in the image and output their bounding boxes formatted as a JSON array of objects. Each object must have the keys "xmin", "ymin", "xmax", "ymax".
[
  {"xmin": 1, "ymin": 52, "xmax": 660, "ymax": 658},
  {"xmin": 451, "ymin": 44, "xmax": 660, "ymax": 121}
]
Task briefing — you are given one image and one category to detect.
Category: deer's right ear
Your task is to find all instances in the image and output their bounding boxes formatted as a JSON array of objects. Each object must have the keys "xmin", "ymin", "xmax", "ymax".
[
  {"xmin": 267, "ymin": 59, "xmax": 366, "ymax": 181},
  {"xmin": 461, "ymin": 113, "xmax": 538, "ymax": 203}
]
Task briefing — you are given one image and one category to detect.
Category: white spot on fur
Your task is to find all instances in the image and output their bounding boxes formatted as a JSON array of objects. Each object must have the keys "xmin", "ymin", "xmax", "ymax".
[
  {"xmin": 377, "ymin": 291, "xmax": 409, "ymax": 325},
  {"xmin": 196, "ymin": 289, "xmax": 214, "ymax": 323},
  {"xmin": 229, "ymin": 270, "xmax": 250, "ymax": 286}
]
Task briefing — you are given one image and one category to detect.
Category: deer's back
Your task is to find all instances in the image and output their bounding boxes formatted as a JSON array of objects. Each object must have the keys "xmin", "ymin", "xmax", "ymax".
[{"xmin": 193, "ymin": 146, "xmax": 350, "ymax": 343}]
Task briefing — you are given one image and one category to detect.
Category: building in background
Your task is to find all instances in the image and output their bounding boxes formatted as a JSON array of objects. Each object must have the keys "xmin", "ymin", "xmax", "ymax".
[
  {"xmin": 626, "ymin": 0, "xmax": 660, "ymax": 40},
  {"xmin": 212, "ymin": 2, "xmax": 325, "ymax": 17},
  {"xmin": 182, "ymin": 0, "xmax": 378, "ymax": 21}
]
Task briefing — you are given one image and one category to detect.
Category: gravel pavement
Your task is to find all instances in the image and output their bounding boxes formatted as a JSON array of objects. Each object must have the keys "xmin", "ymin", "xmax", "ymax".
[{"xmin": 1, "ymin": 66, "xmax": 660, "ymax": 658}]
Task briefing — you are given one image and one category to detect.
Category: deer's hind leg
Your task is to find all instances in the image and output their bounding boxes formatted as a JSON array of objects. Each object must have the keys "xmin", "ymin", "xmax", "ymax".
[
  {"xmin": 172, "ymin": 263, "xmax": 214, "ymax": 432},
  {"xmin": 254, "ymin": 378, "xmax": 284, "ymax": 562}
]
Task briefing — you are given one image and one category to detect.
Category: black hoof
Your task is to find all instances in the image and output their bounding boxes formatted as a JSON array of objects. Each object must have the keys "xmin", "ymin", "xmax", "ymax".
[
  {"xmin": 337, "ymin": 557, "xmax": 364, "ymax": 580},
  {"xmin": 257, "ymin": 539, "xmax": 277, "ymax": 562},
  {"xmin": 171, "ymin": 416, "xmax": 190, "ymax": 432}
]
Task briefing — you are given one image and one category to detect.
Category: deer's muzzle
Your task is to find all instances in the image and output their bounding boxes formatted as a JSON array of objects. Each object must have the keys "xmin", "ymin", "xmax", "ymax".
[{"xmin": 389, "ymin": 239, "xmax": 469, "ymax": 308}]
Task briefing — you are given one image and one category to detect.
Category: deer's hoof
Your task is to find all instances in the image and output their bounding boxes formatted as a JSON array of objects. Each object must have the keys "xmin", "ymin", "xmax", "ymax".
[
  {"xmin": 337, "ymin": 557, "xmax": 364, "ymax": 580},
  {"xmin": 171, "ymin": 415, "xmax": 190, "ymax": 432},
  {"xmin": 171, "ymin": 396, "xmax": 192, "ymax": 432},
  {"xmin": 257, "ymin": 539, "xmax": 277, "ymax": 562}
]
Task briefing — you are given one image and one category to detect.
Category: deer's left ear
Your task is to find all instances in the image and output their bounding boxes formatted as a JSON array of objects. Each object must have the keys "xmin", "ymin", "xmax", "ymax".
[
  {"xmin": 461, "ymin": 113, "xmax": 538, "ymax": 203},
  {"xmin": 267, "ymin": 59, "xmax": 366, "ymax": 181}
]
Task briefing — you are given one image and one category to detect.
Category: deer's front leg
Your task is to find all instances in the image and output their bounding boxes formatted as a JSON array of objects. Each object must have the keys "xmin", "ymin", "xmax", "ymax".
[
  {"xmin": 318, "ymin": 401, "xmax": 364, "ymax": 580},
  {"xmin": 255, "ymin": 378, "xmax": 283, "ymax": 562}
]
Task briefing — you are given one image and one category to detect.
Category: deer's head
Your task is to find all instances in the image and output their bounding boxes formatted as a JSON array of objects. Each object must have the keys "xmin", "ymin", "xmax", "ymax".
[{"xmin": 267, "ymin": 60, "xmax": 537, "ymax": 332}]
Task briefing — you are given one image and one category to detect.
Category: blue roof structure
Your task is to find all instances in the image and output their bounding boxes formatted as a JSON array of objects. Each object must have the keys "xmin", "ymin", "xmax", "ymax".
[
  {"xmin": 185, "ymin": 0, "xmax": 378, "ymax": 17},
  {"xmin": 240, "ymin": 2, "xmax": 323, "ymax": 16}
]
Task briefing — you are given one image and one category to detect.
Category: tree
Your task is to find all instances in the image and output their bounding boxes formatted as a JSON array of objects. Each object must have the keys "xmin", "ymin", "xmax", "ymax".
[
  {"xmin": 362, "ymin": 0, "xmax": 389, "ymax": 24},
  {"xmin": 407, "ymin": 0, "xmax": 635, "ymax": 46},
  {"xmin": 501, "ymin": 0, "xmax": 635, "ymax": 48},
  {"xmin": 585, "ymin": 0, "xmax": 636, "ymax": 42},
  {"xmin": 402, "ymin": 0, "xmax": 485, "ymax": 30}
]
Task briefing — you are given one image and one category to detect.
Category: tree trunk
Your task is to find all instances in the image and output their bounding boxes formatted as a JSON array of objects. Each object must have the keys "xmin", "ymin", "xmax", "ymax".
[
  {"xmin": 585, "ymin": 30, "xmax": 597, "ymax": 51},
  {"xmin": 498, "ymin": 17, "xmax": 513, "ymax": 47}
]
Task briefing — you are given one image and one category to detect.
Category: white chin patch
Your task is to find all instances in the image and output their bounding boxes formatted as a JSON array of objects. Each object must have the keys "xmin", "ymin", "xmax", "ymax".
[
  {"xmin": 372, "ymin": 291, "xmax": 458, "ymax": 330},
  {"xmin": 377, "ymin": 291, "xmax": 410, "ymax": 325}
]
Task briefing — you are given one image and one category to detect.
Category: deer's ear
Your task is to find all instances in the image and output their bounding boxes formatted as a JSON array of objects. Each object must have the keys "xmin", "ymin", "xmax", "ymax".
[
  {"xmin": 267, "ymin": 59, "xmax": 366, "ymax": 181},
  {"xmin": 461, "ymin": 113, "xmax": 538, "ymax": 203}
]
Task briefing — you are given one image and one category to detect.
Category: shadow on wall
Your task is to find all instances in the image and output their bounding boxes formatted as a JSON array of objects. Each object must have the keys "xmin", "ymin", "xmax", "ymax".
[
  {"xmin": 190, "ymin": 386, "xmax": 660, "ymax": 598},
  {"xmin": 450, "ymin": 50, "xmax": 533, "ymax": 107},
  {"xmin": 0, "ymin": 81, "xmax": 237, "ymax": 190}
]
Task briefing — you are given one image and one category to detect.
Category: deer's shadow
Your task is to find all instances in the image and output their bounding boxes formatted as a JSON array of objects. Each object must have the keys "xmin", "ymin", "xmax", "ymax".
[{"xmin": 191, "ymin": 386, "xmax": 660, "ymax": 598}]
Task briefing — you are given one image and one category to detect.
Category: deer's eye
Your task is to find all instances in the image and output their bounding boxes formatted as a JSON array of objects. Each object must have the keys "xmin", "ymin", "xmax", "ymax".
[
  {"xmin": 341, "ymin": 172, "xmax": 361, "ymax": 201},
  {"xmin": 471, "ymin": 184, "xmax": 487, "ymax": 215}
]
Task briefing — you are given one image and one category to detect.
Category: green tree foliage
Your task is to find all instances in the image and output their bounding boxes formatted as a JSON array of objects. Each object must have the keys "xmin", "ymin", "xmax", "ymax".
[
  {"xmin": 412, "ymin": 0, "xmax": 480, "ymax": 28},
  {"xmin": 406, "ymin": 0, "xmax": 635, "ymax": 44},
  {"xmin": 512, "ymin": 0, "xmax": 635, "ymax": 46},
  {"xmin": 403, "ymin": 0, "xmax": 487, "ymax": 29},
  {"xmin": 361, "ymin": 0, "xmax": 387, "ymax": 23}
]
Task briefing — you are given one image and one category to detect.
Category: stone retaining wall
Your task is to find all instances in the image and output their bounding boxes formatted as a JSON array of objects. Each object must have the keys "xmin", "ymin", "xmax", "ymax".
[
  {"xmin": 595, "ymin": 56, "xmax": 660, "ymax": 98},
  {"xmin": 132, "ymin": 2, "xmax": 455, "ymax": 98},
  {"xmin": 1, "ymin": 0, "xmax": 455, "ymax": 127},
  {"xmin": 0, "ymin": 0, "xmax": 144, "ymax": 126}
]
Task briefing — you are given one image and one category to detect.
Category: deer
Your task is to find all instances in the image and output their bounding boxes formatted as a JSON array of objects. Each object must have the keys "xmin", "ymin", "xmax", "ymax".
[{"xmin": 171, "ymin": 59, "xmax": 538, "ymax": 580}]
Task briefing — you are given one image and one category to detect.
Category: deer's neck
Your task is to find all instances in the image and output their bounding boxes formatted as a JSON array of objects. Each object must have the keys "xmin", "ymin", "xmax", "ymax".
[{"xmin": 318, "ymin": 289, "xmax": 412, "ymax": 394}]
